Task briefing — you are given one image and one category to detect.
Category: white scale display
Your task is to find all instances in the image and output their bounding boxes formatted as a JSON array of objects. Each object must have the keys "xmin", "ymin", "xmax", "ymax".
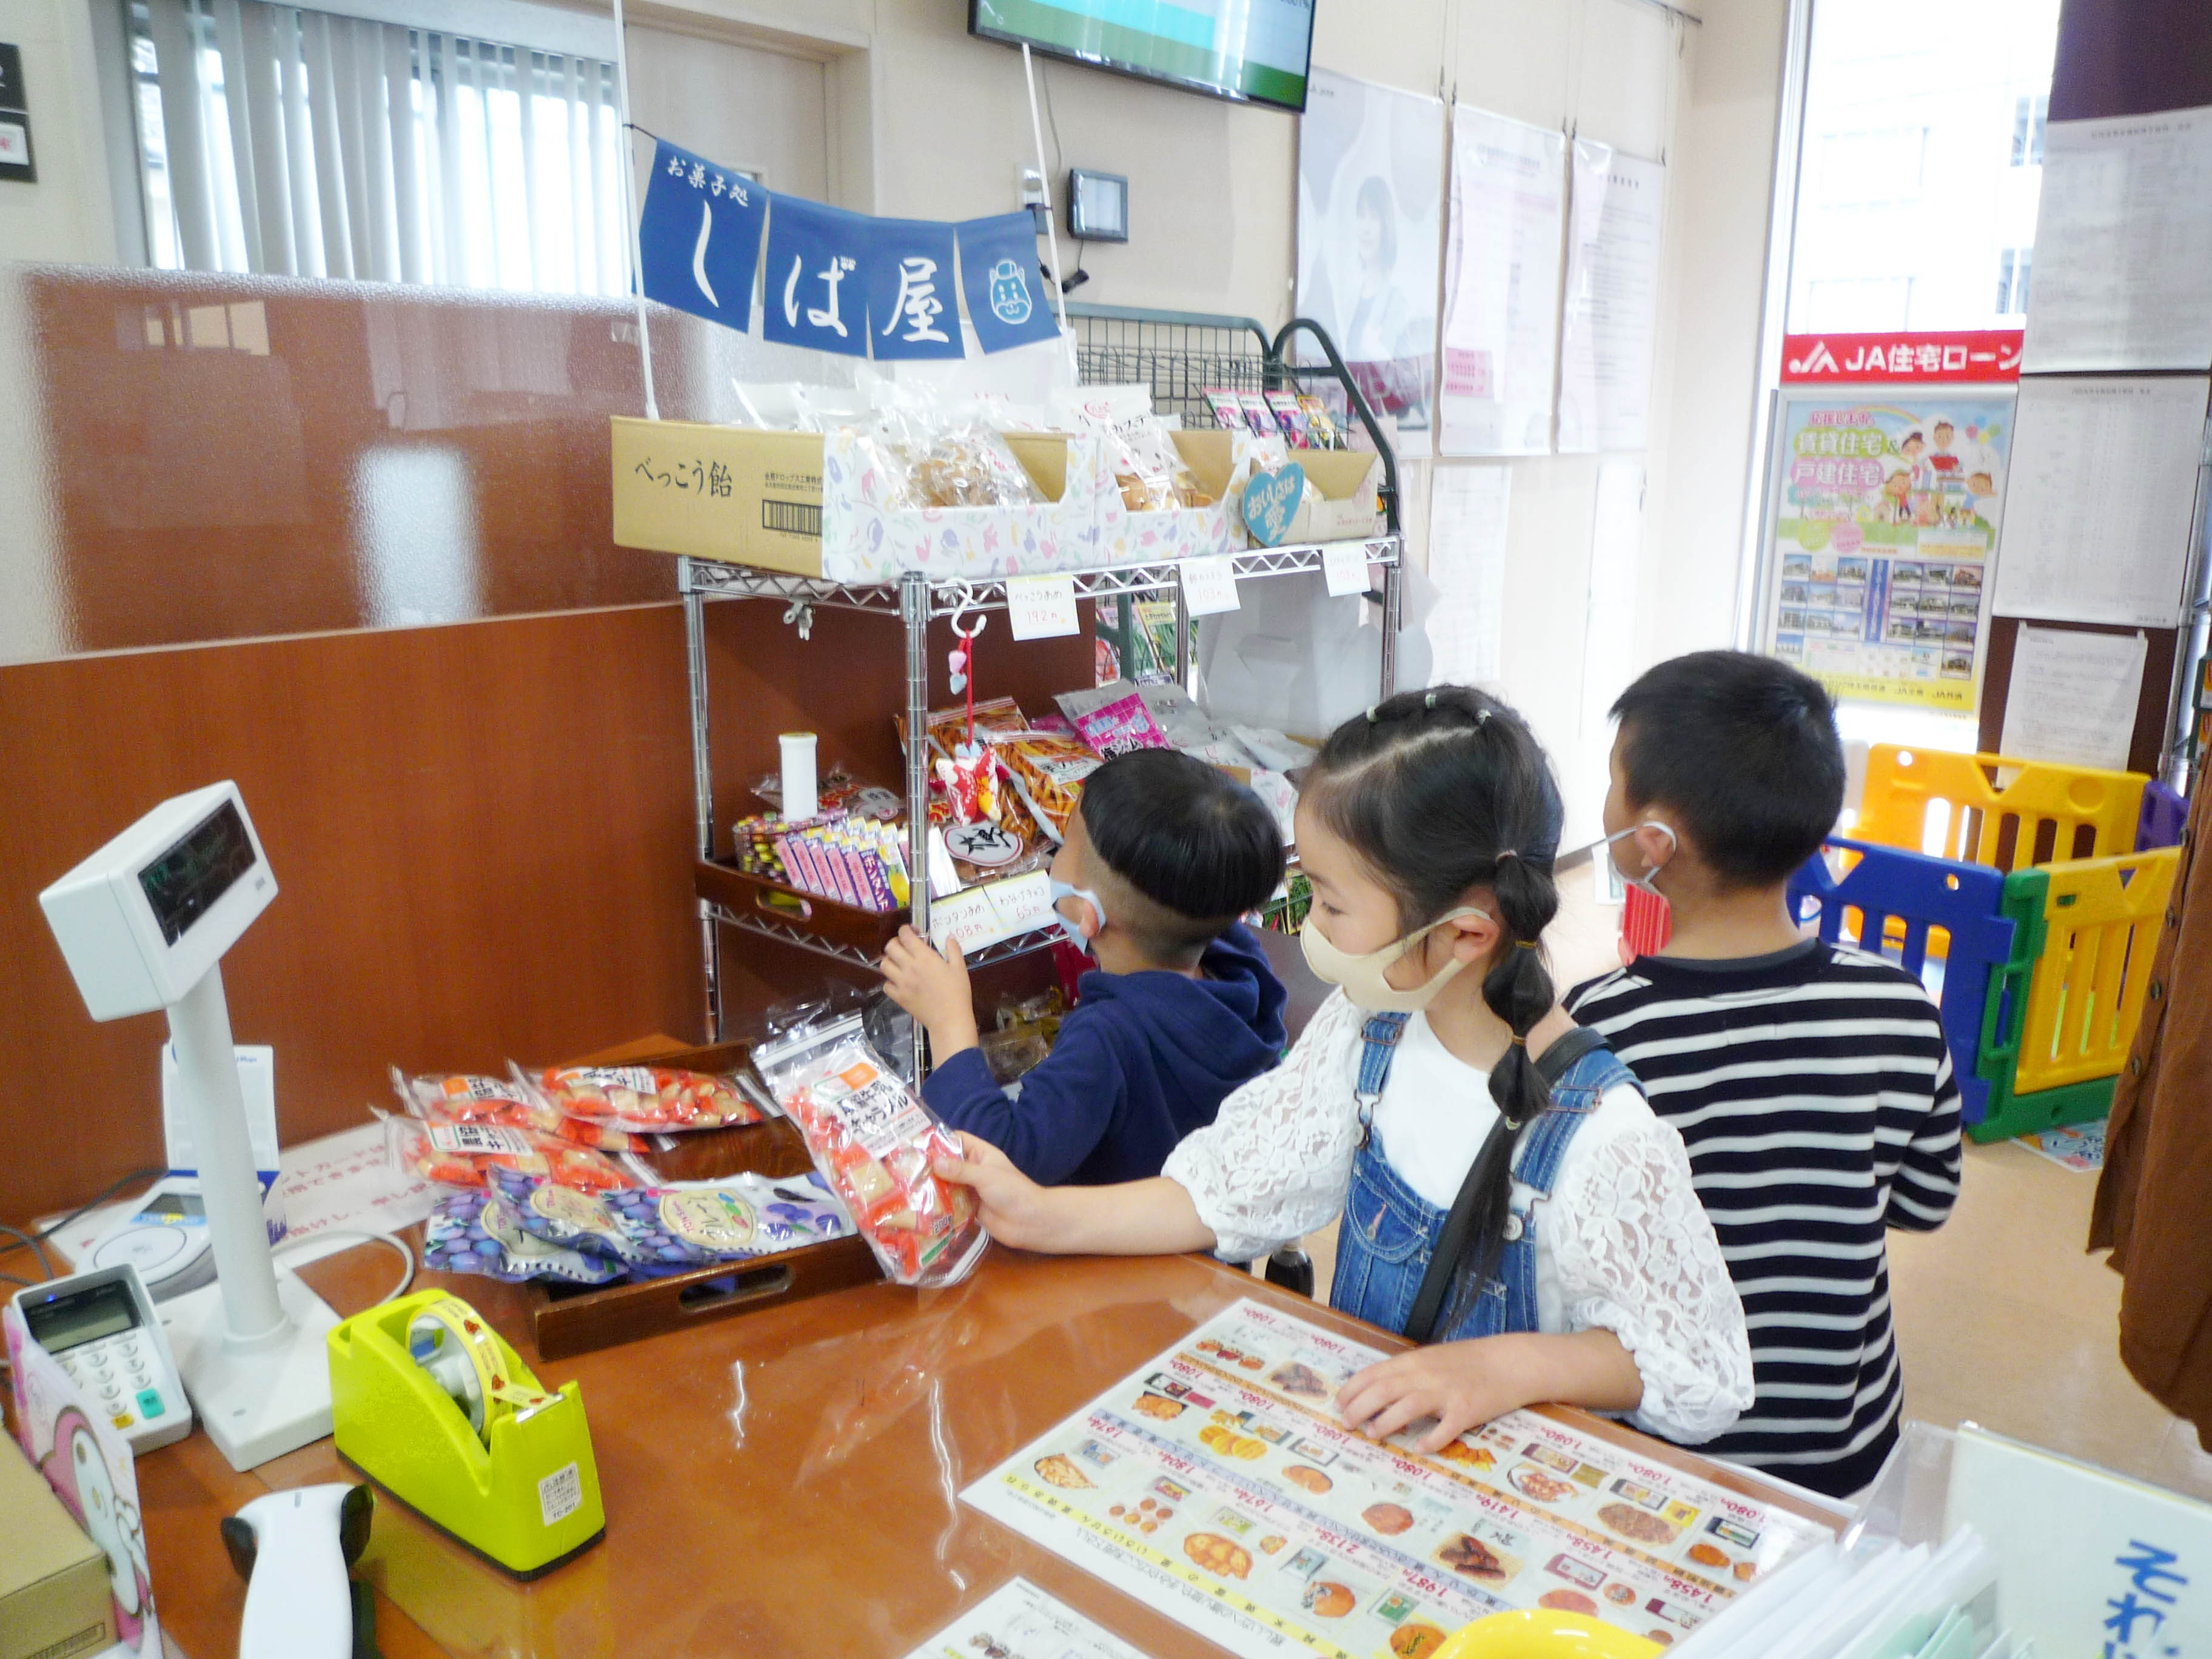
[{"xmin": 40, "ymin": 782, "xmax": 340, "ymax": 1472}]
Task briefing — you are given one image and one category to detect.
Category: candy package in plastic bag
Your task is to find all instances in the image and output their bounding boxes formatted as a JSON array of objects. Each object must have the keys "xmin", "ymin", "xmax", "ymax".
[
  {"xmin": 521, "ymin": 1064, "xmax": 766, "ymax": 1134},
  {"xmin": 386, "ymin": 1116, "xmax": 641, "ymax": 1195},
  {"xmin": 752, "ymin": 1014, "xmax": 986, "ymax": 1289},
  {"xmin": 423, "ymin": 1188, "xmax": 626, "ymax": 1285},
  {"xmin": 486, "ymin": 1166, "xmax": 850, "ymax": 1273},
  {"xmin": 390, "ymin": 1068, "xmax": 638, "ymax": 1153}
]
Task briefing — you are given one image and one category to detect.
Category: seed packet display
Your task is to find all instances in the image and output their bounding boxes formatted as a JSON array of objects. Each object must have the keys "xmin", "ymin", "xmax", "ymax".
[
  {"xmin": 485, "ymin": 1166, "xmax": 850, "ymax": 1269},
  {"xmin": 423, "ymin": 1189, "xmax": 626, "ymax": 1285},
  {"xmin": 960, "ymin": 1300, "xmax": 1834, "ymax": 1659},
  {"xmin": 753, "ymin": 1014, "xmax": 987, "ymax": 1289},
  {"xmin": 1265, "ymin": 391, "xmax": 1314, "ymax": 447},
  {"xmin": 523, "ymin": 1064, "xmax": 765, "ymax": 1133},
  {"xmin": 1204, "ymin": 387, "xmax": 1251, "ymax": 434}
]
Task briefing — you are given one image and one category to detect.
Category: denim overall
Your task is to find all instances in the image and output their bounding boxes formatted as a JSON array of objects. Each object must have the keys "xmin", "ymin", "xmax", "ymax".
[{"xmin": 1329, "ymin": 1013, "xmax": 1634, "ymax": 1342}]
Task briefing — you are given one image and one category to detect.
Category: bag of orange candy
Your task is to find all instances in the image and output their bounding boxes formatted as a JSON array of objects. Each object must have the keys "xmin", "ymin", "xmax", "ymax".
[
  {"xmin": 390, "ymin": 1068, "xmax": 640, "ymax": 1153},
  {"xmin": 751, "ymin": 1013, "xmax": 986, "ymax": 1289},
  {"xmin": 518, "ymin": 1062, "xmax": 766, "ymax": 1134},
  {"xmin": 384, "ymin": 1114, "xmax": 641, "ymax": 1194}
]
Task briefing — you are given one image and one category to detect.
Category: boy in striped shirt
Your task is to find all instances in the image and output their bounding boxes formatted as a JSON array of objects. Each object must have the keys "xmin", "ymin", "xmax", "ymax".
[{"xmin": 1567, "ymin": 651, "xmax": 1961, "ymax": 1498}]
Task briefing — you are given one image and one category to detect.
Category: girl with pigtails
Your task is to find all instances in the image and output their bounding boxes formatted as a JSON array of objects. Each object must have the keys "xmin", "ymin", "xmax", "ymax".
[{"xmin": 936, "ymin": 688, "xmax": 1753, "ymax": 1451}]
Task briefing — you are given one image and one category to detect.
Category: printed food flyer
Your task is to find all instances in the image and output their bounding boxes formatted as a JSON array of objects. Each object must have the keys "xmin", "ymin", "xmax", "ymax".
[
  {"xmin": 901, "ymin": 1577, "xmax": 1150, "ymax": 1659},
  {"xmin": 962, "ymin": 1301, "xmax": 1832, "ymax": 1658},
  {"xmin": 1761, "ymin": 392, "xmax": 2014, "ymax": 712}
]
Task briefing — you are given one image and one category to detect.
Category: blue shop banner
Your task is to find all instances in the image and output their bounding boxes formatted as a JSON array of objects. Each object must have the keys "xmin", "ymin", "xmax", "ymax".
[
  {"xmin": 957, "ymin": 213, "xmax": 1060, "ymax": 353},
  {"xmin": 763, "ymin": 193, "xmax": 874, "ymax": 357},
  {"xmin": 636, "ymin": 139, "xmax": 765, "ymax": 329},
  {"xmin": 865, "ymin": 218, "xmax": 964, "ymax": 360}
]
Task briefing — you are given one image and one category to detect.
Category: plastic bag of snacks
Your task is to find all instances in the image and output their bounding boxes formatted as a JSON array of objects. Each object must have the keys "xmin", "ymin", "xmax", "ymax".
[
  {"xmin": 387, "ymin": 1115, "xmax": 639, "ymax": 1195},
  {"xmin": 1070, "ymin": 688, "xmax": 1171, "ymax": 758},
  {"xmin": 423, "ymin": 1188, "xmax": 625, "ymax": 1285},
  {"xmin": 752, "ymin": 1014, "xmax": 986, "ymax": 1289},
  {"xmin": 389, "ymin": 1068, "xmax": 638, "ymax": 1153},
  {"xmin": 520, "ymin": 1064, "xmax": 766, "ymax": 1134},
  {"xmin": 486, "ymin": 1166, "xmax": 850, "ymax": 1271}
]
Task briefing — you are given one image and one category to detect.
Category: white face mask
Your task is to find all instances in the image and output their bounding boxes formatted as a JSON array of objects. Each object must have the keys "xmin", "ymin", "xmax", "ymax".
[
  {"xmin": 1049, "ymin": 879, "xmax": 1108, "ymax": 954},
  {"xmin": 1604, "ymin": 820, "xmax": 1678, "ymax": 896},
  {"xmin": 1300, "ymin": 905, "xmax": 1490, "ymax": 1013}
]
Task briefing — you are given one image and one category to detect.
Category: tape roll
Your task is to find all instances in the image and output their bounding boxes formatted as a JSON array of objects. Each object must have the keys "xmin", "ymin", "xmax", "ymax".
[{"xmin": 405, "ymin": 1293, "xmax": 558, "ymax": 1444}]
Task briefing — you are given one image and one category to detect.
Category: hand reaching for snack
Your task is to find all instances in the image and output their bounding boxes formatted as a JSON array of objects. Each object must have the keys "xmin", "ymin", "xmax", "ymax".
[
  {"xmin": 880, "ymin": 926, "xmax": 980, "ymax": 1059},
  {"xmin": 931, "ymin": 1133, "xmax": 1055, "ymax": 1250}
]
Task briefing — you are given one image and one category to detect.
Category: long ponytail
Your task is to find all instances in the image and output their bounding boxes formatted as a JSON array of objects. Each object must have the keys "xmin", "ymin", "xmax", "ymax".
[{"xmin": 1306, "ymin": 686, "xmax": 1565, "ymax": 1335}]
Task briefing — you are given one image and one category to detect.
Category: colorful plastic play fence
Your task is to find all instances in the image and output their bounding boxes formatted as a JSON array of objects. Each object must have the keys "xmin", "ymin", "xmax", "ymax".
[
  {"xmin": 1975, "ymin": 845, "xmax": 2180, "ymax": 1142},
  {"xmin": 1786, "ymin": 838, "xmax": 2015, "ymax": 1127},
  {"xmin": 1855, "ymin": 745, "xmax": 2147, "ymax": 871}
]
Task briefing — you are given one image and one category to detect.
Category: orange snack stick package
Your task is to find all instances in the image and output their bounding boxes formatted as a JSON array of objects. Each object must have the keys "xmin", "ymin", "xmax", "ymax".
[
  {"xmin": 521, "ymin": 1064, "xmax": 765, "ymax": 1134},
  {"xmin": 752, "ymin": 1015, "xmax": 986, "ymax": 1289}
]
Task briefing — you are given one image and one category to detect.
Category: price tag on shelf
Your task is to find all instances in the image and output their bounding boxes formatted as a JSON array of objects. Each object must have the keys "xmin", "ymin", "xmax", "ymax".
[
  {"xmin": 1322, "ymin": 542, "xmax": 1370, "ymax": 598},
  {"xmin": 1006, "ymin": 574, "xmax": 1079, "ymax": 640},
  {"xmin": 1178, "ymin": 554, "xmax": 1241, "ymax": 617}
]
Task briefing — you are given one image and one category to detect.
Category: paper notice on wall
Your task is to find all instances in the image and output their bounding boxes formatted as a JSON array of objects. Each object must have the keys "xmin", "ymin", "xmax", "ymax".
[
  {"xmin": 1991, "ymin": 375, "xmax": 2208, "ymax": 627},
  {"xmin": 1999, "ymin": 625, "xmax": 2147, "ymax": 772},
  {"xmin": 1427, "ymin": 464, "xmax": 1511, "ymax": 685},
  {"xmin": 1558, "ymin": 142, "xmax": 1666, "ymax": 454},
  {"xmin": 1581, "ymin": 463, "xmax": 1645, "ymax": 745},
  {"xmin": 2023, "ymin": 108, "xmax": 2212, "ymax": 374},
  {"xmin": 1439, "ymin": 106, "xmax": 1566, "ymax": 457}
]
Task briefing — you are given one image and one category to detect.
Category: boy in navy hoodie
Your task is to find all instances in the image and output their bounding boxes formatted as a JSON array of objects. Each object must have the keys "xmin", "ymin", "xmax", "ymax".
[{"xmin": 881, "ymin": 748, "xmax": 1289, "ymax": 1186}]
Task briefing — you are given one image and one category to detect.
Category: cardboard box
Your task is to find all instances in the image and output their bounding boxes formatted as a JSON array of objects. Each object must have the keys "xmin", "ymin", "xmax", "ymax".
[
  {"xmin": 612, "ymin": 418, "xmax": 1113, "ymax": 581},
  {"xmin": 0, "ymin": 1436, "xmax": 115, "ymax": 1659},
  {"xmin": 1229, "ymin": 448, "xmax": 1384, "ymax": 549},
  {"xmin": 1096, "ymin": 428, "xmax": 1236, "ymax": 565}
]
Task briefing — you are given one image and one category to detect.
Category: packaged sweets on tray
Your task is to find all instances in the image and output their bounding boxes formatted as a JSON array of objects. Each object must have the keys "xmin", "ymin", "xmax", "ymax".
[
  {"xmin": 752, "ymin": 1014, "xmax": 987, "ymax": 1289},
  {"xmin": 522, "ymin": 1064, "xmax": 766, "ymax": 1134},
  {"xmin": 423, "ymin": 1188, "xmax": 626, "ymax": 1285},
  {"xmin": 388, "ymin": 1116, "xmax": 640, "ymax": 1195},
  {"xmin": 390, "ymin": 1068, "xmax": 638, "ymax": 1153},
  {"xmin": 485, "ymin": 1166, "xmax": 850, "ymax": 1272}
]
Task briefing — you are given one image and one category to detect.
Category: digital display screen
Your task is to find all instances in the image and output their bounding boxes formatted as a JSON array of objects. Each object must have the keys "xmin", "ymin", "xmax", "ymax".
[
  {"xmin": 138, "ymin": 799, "xmax": 256, "ymax": 945},
  {"xmin": 25, "ymin": 1280, "xmax": 139, "ymax": 1353},
  {"xmin": 141, "ymin": 1191, "xmax": 204, "ymax": 1221},
  {"xmin": 971, "ymin": 0, "xmax": 1315, "ymax": 113}
]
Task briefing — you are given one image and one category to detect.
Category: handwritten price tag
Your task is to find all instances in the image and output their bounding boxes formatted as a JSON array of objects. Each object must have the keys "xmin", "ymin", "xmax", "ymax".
[
  {"xmin": 1322, "ymin": 543, "xmax": 1370, "ymax": 597},
  {"xmin": 1179, "ymin": 554, "xmax": 1241, "ymax": 617},
  {"xmin": 1007, "ymin": 574, "xmax": 1079, "ymax": 640}
]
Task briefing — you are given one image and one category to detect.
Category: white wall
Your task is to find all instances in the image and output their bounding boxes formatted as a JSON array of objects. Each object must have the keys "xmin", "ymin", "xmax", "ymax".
[{"xmin": 0, "ymin": 0, "xmax": 118, "ymax": 261}]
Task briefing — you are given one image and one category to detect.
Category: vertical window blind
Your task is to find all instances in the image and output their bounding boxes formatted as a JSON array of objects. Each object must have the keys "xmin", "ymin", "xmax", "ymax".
[{"xmin": 130, "ymin": 0, "xmax": 628, "ymax": 296}]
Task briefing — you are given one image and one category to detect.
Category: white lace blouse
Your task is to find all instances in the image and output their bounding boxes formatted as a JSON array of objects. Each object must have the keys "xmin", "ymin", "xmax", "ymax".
[{"xmin": 1161, "ymin": 990, "xmax": 1755, "ymax": 1444}]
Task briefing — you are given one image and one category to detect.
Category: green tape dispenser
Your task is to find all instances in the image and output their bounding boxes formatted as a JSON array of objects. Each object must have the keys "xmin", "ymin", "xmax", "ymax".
[{"xmin": 328, "ymin": 1290, "xmax": 605, "ymax": 1577}]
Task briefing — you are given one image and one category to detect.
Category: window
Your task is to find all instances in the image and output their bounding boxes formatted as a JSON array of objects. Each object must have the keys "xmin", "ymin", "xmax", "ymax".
[
  {"xmin": 128, "ymin": 0, "xmax": 628, "ymax": 296},
  {"xmin": 1786, "ymin": 0, "xmax": 2062, "ymax": 333}
]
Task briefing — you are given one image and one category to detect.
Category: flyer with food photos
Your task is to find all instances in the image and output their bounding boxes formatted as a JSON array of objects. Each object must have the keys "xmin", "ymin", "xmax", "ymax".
[{"xmin": 962, "ymin": 1301, "xmax": 1832, "ymax": 1659}]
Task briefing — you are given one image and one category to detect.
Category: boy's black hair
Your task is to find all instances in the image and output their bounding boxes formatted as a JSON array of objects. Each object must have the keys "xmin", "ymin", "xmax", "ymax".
[
  {"xmin": 1078, "ymin": 748, "xmax": 1285, "ymax": 960},
  {"xmin": 1304, "ymin": 685, "xmax": 1564, "ymax": 1336},
  {"xmin": 1610, "ymin": 649, "xmax": 1845, "ymax": 888}
]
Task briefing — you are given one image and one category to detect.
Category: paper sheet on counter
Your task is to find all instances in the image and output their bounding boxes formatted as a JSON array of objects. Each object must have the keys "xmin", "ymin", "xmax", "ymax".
[
  {"xmin": 1426, "ymin": 463, "xmax": 1512, "ymax": 685},
  {"xmin": 900, "ymin": 1578, "xmax": 1148, "ymax": 1659},
  {"xmin": 1558, "ymin": 142, "xmax": 1666, "ymax": 454},
  {"xmin": 2023, "ymin": 108, "xmax": 2212, "ymax": 374},
  {"xmin": 1998, "ymin": 625, "xmax": 2147, "ymax": 771},
  {"xmin": 1989, "ymin": 375, "xmax": 2208, "ymax": 628}
]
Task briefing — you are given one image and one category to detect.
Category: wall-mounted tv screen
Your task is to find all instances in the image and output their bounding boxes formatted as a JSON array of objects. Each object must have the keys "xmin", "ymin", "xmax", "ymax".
[{"xmin": 969, "ymin": 0, "xmax": 1316, "ymax": 113}]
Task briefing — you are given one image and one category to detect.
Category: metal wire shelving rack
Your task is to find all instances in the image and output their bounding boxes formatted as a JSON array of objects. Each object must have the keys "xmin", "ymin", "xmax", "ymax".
[{"xmin": 682, "ymin": 305, "xmax": 1404, "ymax": 1056}]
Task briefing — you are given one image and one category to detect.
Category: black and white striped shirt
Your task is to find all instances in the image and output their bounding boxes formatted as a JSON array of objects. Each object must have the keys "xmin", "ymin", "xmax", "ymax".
[{"xmin": 1567, "ymin": 940, "xmax": 1962, "ymax": 1497}]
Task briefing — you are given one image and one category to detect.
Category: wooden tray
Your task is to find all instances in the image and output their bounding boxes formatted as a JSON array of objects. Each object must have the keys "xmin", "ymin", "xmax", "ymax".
[
  {"xmin": 694, "ymin": 858, "xmax": 903, "ymax": 954},
  {"xmin": 520, "ymin": 1039, "xmax": 882, "ymax": 1360}
]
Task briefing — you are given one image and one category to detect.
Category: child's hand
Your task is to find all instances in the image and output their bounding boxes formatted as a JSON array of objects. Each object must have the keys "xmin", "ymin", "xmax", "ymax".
[
  {"xmin": 1333, "ymin": 1336, "xmax": 1546, "ymax": 1452},
  {"xmin": 880, "ymin": 925, "xmax": 979, "ymax": 1056},
  {"xmin": 933, "ymin": 1132, "xmax": 1059, "ymax": 1250}
]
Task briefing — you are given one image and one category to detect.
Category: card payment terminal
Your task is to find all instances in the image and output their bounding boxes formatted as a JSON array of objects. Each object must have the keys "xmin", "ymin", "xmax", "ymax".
[{"xmin": 12, "ymin": 1262, "xmax": 195, "ymax": 1453}]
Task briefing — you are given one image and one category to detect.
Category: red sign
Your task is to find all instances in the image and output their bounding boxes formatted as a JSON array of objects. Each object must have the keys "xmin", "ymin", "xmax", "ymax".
[{"xmin": 1781, "ymin": 329, "xmax": 2022, "ymax": 384}]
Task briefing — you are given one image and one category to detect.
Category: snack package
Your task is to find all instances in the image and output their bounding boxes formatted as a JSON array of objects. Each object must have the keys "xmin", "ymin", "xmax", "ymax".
[
  {"xmin": 1265, "ymin": 390, "xmax": 1313, "ymax": 447},
  {"xmin": 899, "ymin": 695, "xmax": 1030, "ymax": 767},
  {"xmin": 752, "ymin": 1014, "xmax": 987, "ymax": 1289},
  {"xmin": 387, "ymin": 1116, "xmax": 639, "ymax": 1194},
  {"xmin": 1297, "ymin": 394, "xmax": 1342, "ymax": 450},
  {"xmin": 390, "ymin": 1068, "xmax": 638, "ymax": 1153},
  {"xmin": 423, "ymin": 1188, "xmax": 626, "ymax": 1285},
  {"xmin": 1071, "ymin": 688, "xmax": 1171, "ymax": 758},
  {"xmin": 749, "ymin": 763, "xmax": 901, "ymax": 822},
  {"xmin": 892, "ymin": 420, "xmax": 1044, "ymax": 508},
  {"xmin": 487, "ymin": 1167, "xmax": 850, "ymax": 1270},
  {"xmin": 524, "ymin": 1065, "xmax": 766, "ymax": 1134},
  {"xmin": 1001, "ymin": 732, "xmax": 1103, "ymax": 836},
  {"xmin": 1238, "ymin": 391, "xmax": 1278, "ymax": 438},
  {"xmin": 1202, "ymin": 387, "xmax": 1250, "ymax": 433}
]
